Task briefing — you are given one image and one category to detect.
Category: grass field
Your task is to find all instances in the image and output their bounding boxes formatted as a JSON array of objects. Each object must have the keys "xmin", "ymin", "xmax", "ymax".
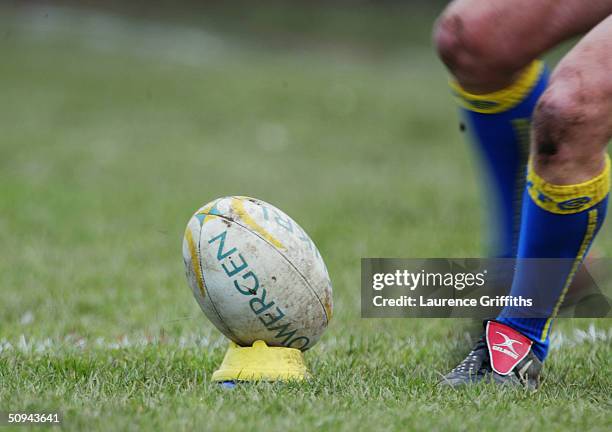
[{"xmin": 1, "ymin": 4, "xmax": 611, "ymax": 431}]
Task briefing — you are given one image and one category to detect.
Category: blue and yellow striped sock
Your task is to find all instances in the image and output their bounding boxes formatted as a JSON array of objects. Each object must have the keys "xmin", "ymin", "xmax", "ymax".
[
  {"xmin": 451, "ymin": 61, "xmax": 549, "ymax": 257},
  {"xmin": 498, "ymin": 156, "xmax": 610, "ymax": 360}
]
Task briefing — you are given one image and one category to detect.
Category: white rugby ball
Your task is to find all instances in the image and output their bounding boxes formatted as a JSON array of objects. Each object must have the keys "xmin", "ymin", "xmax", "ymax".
[{"xmin": 182, "ymin": 196, "xmax": 333, "ymax": 350}]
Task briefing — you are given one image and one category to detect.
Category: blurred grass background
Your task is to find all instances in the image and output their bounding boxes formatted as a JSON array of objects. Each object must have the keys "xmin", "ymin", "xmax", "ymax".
[
  {"xmin": 1, "ymin": 0, "xmax": 469, "ymax": 339},
  {"xmin": 0, "ymin": 1, "xmax": 610, "ymax": 430}
]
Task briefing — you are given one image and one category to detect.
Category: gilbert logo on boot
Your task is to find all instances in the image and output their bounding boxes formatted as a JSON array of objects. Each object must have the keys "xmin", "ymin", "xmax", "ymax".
[
  {"xmin": 492, "ymin": 331, "xmax": 522, "ymax": 359},
  {"xmin": 486, "ymin": 321, "xmax": 533, "ymax": 375}
]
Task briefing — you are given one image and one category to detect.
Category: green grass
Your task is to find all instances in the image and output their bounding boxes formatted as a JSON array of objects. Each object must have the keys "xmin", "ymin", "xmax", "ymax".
[{"xmin": 1, "ymin": 5, "xmax": 611, "ymax": 431}]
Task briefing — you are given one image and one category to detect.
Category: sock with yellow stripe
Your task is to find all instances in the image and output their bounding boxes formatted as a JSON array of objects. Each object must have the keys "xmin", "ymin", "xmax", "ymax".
[
  {"xmin": 452, "ymin": 61, "xmax": 549, "ymax": 257},
  {"xmin": 498, "ymin": 156, "xmax": 610, "ymax": 360}
]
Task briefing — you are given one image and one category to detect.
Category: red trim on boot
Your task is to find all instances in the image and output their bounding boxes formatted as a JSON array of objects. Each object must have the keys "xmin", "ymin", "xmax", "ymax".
[{"xmin": 486, "ymin": 321, "xmax": 533, "ymax": 376}]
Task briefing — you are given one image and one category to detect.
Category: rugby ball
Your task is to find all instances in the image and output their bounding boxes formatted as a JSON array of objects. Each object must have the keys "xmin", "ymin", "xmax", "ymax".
[{"xmin": 182, "ymin": 196, "xmax": 333, "ymax": 350}]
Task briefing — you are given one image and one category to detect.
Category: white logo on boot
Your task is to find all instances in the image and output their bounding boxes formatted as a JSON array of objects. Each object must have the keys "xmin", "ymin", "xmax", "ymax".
[{"xmin": 492, "ymin": 331, "xmax": 522, "ymax": 359}]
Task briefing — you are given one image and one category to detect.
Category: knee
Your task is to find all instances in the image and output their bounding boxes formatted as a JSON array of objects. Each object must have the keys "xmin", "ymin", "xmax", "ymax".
[
  {"xmin": 532, "ymin": 68, "xmax": 612, "ymax": 175},
  {"xmin": 533, "ymin": 87, "xmax": 585, "ymax": 159},
  {"xmin": 433, "ymin": 9, "xmax": 526, "ymax": 89}
]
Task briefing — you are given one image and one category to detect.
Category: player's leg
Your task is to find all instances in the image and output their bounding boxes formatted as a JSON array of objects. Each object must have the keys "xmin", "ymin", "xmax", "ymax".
[
  {"xmin": 434, "ymin": 0, "xmax": 612, "ymax": 92},
  {"xmin": 435, "ymin": 1, "xmax": 612, "ymax": 389},
  {"xmin": 434, "ymin": 0, "xmax": 612, "ymax": 258},
  {"xmin": 441, "ymin": 15, "xmax": 612, "ymax": 390},
  {"xmin": 497, "ymin": 14, "xmax": 612, "ymax": 362}
]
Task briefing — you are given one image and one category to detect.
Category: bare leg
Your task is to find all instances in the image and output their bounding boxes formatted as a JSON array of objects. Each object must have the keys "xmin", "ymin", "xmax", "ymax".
[
  {"xmin": 533, "ymin": 14, "xmax": 612, "ymax": 184},
  {"xmin": 434, "ymin": 0, "xmax": 612, "ymax": 93}
]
